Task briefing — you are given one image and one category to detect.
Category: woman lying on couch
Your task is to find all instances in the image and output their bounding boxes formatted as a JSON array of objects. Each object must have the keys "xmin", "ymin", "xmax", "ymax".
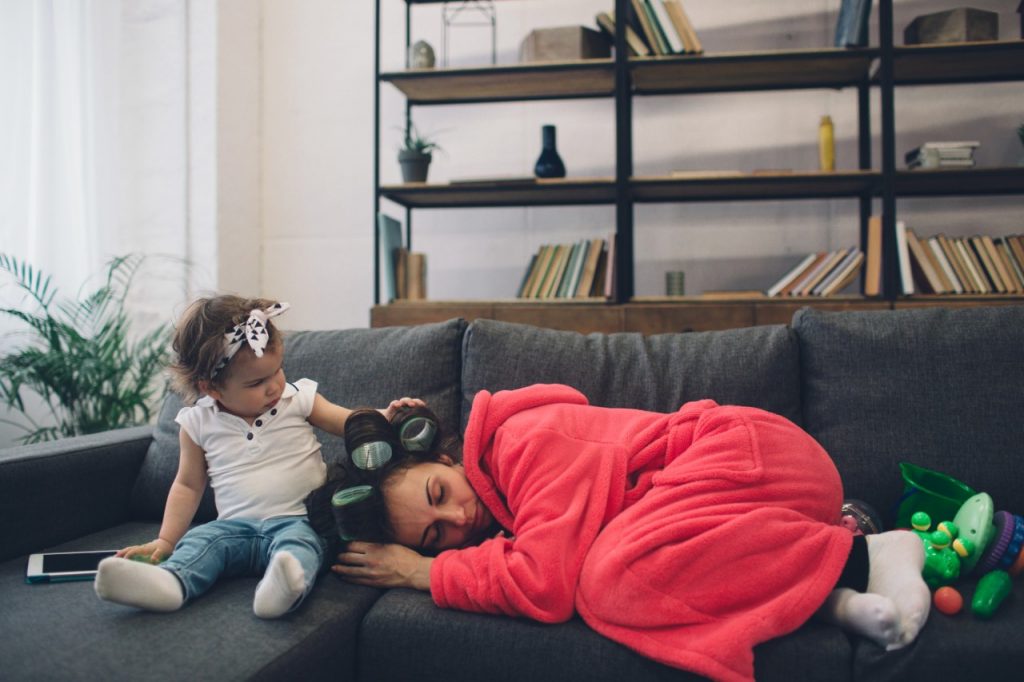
[{"xmin": 329, "ymin": 384, "xmax": 930, "ymax": 682}]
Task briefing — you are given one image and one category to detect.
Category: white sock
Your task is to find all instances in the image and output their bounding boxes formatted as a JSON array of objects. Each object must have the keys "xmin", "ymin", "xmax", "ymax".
[
  {"xmin": 865, "ymin": 530, "xmax": 931, "ymax": 650},
  {"xmin": 94, "ymin": 557, "xmax": 184, "ymax": 612},
  {"xmin": 821, "ymin": 587, "xmax": 902, "ymax": 649},
  {"xmin": 253, "ymin": 551, "xmax": 306, "ymax": 619}
]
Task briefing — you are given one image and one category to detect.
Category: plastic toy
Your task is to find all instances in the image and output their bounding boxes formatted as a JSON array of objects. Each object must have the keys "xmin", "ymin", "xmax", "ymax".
[
  {"xmin": 971, "ymin": 570, "xmax": 1012, "ymax": 619},
  {"xmin": 840, "ymin": 499, "xmax": 883, "ymax": 535},
  {"xmin": 933, "ymin": 586, "xmax": 964, "ymax": 616},
  {"xmin": 896, "ymin": 462, "xmax": 977, "ymax": 530},
  {"xmin": 910, "ymin": 511, "xmax": 975, "ymax": 588},
  {"xmin": 952, "ymin": 493, "xmax": 996, "ymax": 575}
]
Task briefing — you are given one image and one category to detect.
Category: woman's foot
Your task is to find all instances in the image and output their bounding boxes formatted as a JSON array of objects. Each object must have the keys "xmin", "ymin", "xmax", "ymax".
[
  {"xmin": 821, "ymin": 587, "xmax": 902, "ymax": 649},
  {"xmin": 94, "ymin": 557, "xmax": 184, "ymax": 612},
  {"xmin": 864, "ymin": 530, "xmax": 931, "ymax": 649}
]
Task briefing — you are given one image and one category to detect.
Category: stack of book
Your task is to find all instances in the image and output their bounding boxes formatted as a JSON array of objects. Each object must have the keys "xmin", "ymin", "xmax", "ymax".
[
  {"xmin": 896, "ymin": 223, "xmax": 1024, "ymax": 295},
  {"xmin": 905, "ymin": 141, "xmax": 979, "ymax": 170},
  {"xmin": 765, "ymin": 245, "xmax": 866, "ymax": 297},
  {"xmin": 517, "ymin": 238, "xmax": 613, "ymax": 299},
  {"xmin": 595, "ymin": 0, "xmax": 703, "ymax": 57}
]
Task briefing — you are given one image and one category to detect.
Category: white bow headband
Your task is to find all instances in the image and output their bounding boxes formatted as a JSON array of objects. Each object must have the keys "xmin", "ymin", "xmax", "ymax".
[{"xmin": 211, "ymin": 302, "xmax": 289, "ymax": 378}]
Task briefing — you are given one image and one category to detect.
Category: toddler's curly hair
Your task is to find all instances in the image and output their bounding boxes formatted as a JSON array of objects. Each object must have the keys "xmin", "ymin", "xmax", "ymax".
[{"xmin": 169, "ymin": 295, "xmax": 283, "ymax": 403}]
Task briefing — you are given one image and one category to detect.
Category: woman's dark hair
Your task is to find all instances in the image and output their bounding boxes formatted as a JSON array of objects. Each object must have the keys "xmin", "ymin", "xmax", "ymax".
[{"xmin": 306, "ymin": 404, "xmax": 463, "ymax": 548}]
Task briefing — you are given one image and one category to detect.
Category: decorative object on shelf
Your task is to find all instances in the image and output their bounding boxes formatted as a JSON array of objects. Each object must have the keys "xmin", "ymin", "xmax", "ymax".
[
  {"xmin": 398, "ymin": 124, "xmax": 441, "ymax": 183},
  {"xmin": 665, "ymin": 271, "xmax": 686, "ymax": 296},
  {"xmin": 442, "ymin": 0, "xmax": 496, "ymax": 67},
  {"xmin": 408, "ymin": 40, "xmax": 435, "ymax": 69},
  {"xmin": 519, "ymin": 26, "xmax": 610, "ymax": 63},
  {"xmin": 818, "ymin": 115, "xmax": 835, "ymax": 171},
  {"xmin": 534, "ymin": 125, "xmax": 566, "ymax": 179},
  {"xmin": 834, "ymin": 0, "xmax": 872, "ymax": 48},
  {"xmin": 0, "ymin": 254, "xmax": 170, "ymax": 444},
  {"xmin": 904, "ymin": 8, "xmax": 998, "ymax": 45}
]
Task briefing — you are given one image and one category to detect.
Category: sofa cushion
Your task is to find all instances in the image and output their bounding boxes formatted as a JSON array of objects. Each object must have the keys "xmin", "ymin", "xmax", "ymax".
[
  {"xmin": 357, "ymin": 589, "xmax": 852, "ymax": 682},
  {"xmin": 131, "ymin": 319, "xmax": 467, "ymax": 521},
  {"xmin": 0, "ymin": 522, "xmax": 379, "ymax": 681},
  {"xmin": 460, "ymin": 319, "xmax": 802, "ymax": 429},
  {"xmin": 793, "ymin": 305, "xmax": 1024, "ymax": 526}
]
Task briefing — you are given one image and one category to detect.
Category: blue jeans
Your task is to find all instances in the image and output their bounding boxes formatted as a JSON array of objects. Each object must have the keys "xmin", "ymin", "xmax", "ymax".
[{"xmin": 162, "ymin": 516, "xmax": 326, "ymax": 612}]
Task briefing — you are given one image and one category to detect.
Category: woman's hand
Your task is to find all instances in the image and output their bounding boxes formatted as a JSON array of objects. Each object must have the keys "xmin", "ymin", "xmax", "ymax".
[
  {"xmin": 117, "ymin": 538, "xmax": 174, "ymax": 563},
  {"xmin": 379, "ymin": 397, "xmax": 425, "ymax": 420},
  {"xmin": 331, "ymin": 541, "xmax": 433, "ymax": 591}
]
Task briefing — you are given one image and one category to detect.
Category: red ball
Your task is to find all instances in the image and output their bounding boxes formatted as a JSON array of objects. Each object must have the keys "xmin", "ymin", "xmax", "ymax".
[{"xmin": 933, "ymin": 586, "xmax": 963, "ymax": 616}]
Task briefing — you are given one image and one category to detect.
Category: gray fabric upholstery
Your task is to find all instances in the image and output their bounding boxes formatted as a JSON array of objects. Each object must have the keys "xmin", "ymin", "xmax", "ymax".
[
  {"xmin": 0, "ymin": 522, "xmax": 379, "ymax": 682},
  {"xmin": 130, "ymin": 319, "xmax": 467, "ymax": 521},
  {"xmin": 359, "ymin": 590, "xmax": 853, "ymax": 682},
  {"xmin": 793, "ymin": 306, "xmax": 1024, "ymax": 526},
  {"xmin": 460, "ymin": 319, "xmax": 802, "ymax": 429},
  {"xmin": 0, "ymin": 427, "xmax": 151, "ymax": 562}
]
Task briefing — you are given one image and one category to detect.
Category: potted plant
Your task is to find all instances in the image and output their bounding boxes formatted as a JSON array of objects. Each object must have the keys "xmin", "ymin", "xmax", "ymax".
[
  {"xmin": 0, "ymin": 254, "xmax": 170, "ymax": 443},
  {"xmin": 398, "ymin": 124, "xmax": 442, "ymax": 183}
]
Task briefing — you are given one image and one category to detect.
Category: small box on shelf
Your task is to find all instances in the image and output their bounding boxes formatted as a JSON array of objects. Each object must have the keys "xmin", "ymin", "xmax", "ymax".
[
  {"xmin": 904, "ymin": 8, "xmax": 999, "ymax": 46},
  {"xmin": 519, "ymin": 26, "xmax": 610, "ymax": 63}
]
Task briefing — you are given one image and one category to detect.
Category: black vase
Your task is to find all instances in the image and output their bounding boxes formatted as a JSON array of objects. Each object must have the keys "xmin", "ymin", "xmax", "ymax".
[{"xmin": 534, "ymin": 125, "xmax": 566, "ymax": 178}]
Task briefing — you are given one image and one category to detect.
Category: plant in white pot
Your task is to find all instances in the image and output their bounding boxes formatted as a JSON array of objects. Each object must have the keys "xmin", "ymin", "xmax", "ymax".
[{"xmin": 398, "ymin": 124, "xmax": 442, "ymax": 183}]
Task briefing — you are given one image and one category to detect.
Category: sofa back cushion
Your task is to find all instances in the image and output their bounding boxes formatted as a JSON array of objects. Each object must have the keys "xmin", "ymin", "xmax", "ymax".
[
  {"xmin": 460, "ymin": 319, "xmax": 801, "ymax": 429},
  {"xmin": 794, "ymin": 305, "xmax": 1024, "ymax": 526},
  {"xmin": 131, "ymin": 319, "xmax": 467, "ymax": 521}
]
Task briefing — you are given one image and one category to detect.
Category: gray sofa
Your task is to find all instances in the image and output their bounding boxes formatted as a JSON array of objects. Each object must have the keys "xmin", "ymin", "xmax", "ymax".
[{"xmin": 2, "ymin": 305, "xmax": 1022, "ymax": 682}]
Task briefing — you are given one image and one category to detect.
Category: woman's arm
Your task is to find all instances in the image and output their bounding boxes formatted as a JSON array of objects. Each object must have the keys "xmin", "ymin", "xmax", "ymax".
[
  {"xmin": 331, "ymin": 541, "xmax": 433, "ymax": 591},
  {"xmin": 118, "ymin": 429, "xmax": 208, "ymax": 562},
  {"xmin": 308, "ymin": 394, "xmax": 425, "ymax": 437}
]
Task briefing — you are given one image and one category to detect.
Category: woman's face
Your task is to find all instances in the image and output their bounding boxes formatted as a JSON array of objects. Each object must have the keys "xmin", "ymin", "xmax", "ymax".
[{"xmin": 383, "ymin": 457, "xmax": 495, "ymax": 553}]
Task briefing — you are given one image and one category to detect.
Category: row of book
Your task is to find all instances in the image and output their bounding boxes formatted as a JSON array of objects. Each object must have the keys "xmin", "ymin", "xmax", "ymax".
[
  {"xmin": 905, "ymin": 141, "xmax": 979, "ymax": 170},
  {"xmin": 897, "ymin": 225, "xmax": 1024, "ymax": 295},
  {"xmin": 595, "ymin": 0, "xmax": 703, "ymax": 58},
  {"xmin": 765, "ymin": 246, "xmax": 866, "ymax": 298},
  {"xmin": 378, "ymin": 213, "xmax": 427, "ymax": 301},
  {"xmin": 517, "ymin": 238, "xmax": 615, "ymax": 299}
]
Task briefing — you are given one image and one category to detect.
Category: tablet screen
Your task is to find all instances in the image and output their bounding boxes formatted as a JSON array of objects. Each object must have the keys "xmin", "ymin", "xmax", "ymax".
[{"xmin": 42, "ymin": 551, "xmax": 117, "ymax": 574}]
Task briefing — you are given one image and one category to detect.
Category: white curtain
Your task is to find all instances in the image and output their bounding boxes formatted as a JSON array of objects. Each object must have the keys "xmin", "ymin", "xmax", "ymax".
[{"xmin": 0, "ymin": 0, "xmax": 190, "ymax": 446}]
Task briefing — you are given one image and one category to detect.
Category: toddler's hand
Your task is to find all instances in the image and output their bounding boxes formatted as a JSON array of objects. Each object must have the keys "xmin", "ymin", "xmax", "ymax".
[
  {"xmin": 379, "ymin": 396, "xmax": 425, "ymax": 420},
  {"xmin": 118, "ymin": 538, "xmax": 174, "ymax": 564}
]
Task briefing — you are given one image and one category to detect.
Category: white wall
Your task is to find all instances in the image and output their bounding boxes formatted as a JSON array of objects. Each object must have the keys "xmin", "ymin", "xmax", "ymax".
[{"xmin": 260, "ymin": 0, "xmax": 1020, "ymax": 314}]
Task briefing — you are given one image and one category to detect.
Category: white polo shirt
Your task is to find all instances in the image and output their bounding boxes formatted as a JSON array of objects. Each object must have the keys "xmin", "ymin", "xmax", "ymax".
[{"xmin": 175, "ymin": 378, "xmax": 327, "ymax": 520}]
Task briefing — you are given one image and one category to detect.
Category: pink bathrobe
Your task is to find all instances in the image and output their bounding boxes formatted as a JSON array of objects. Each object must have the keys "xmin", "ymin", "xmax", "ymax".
[{"xmin": 430, "ymin": 384, "xmax": 852, "ymax": 682}]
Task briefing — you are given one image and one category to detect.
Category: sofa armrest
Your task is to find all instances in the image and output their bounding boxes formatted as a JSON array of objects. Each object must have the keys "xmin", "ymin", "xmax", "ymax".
[{"xmin": 0, "ymin": 426, "xmax": 153, "ymax": 562}]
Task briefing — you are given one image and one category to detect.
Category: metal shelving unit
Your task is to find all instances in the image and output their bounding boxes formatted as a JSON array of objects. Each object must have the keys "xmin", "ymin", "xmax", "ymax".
[{"xmin": 373, "ymin": 0, "xmax": 1024, "ymax": 310}]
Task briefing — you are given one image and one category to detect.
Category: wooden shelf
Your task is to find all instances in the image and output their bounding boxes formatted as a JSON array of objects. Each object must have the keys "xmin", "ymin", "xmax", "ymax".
[
  {"xmin": 632, "ymin": 48, "xmax": 876, "ymax": 95},
  {"xmin": 381, "ymin": 178, "xmax": 616, "ymax": 208},
  {"xmin": 883, "ymin": 40, "xmax": 1024, "ymax": 86},
  {"xmin": 893, "ymin": 168, "xmax": 1024, "ymax": 197},
  {"xmin": 381, "ymin": 60, "xmax": 615, "ymax": 105},
  {"xmin": 632, "ymin": 171, "xmax": 878, "ymax": 202}
]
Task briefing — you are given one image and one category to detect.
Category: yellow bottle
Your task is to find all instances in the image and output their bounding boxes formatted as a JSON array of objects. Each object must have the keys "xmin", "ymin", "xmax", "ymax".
[{"xmin": 819, "ymin": 115, "xmax": 835, "ymax": 171}]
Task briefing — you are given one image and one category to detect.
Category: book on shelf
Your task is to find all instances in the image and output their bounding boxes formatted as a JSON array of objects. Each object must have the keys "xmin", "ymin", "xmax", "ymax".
[
  {"xmin": 539, "ymin": 244, "xmax": 570, "ymax": 299},
  {"xmin": 603, "ymin": 232, "xmax": 617, "ymax": 299},
  {"xmin": 377, "ymin": 213, "xmax": 403, "ymax": 303},
  {"xmin": 905, "ymin": 141, "xmax": 980, "ymax": 170},
  {"xmin": 904, "ymin": 228, "xmax": 947, "ymax": 294},
  {"xmin": 663, "ymin": 0, "xmax": 703, "ymax": 53},
  {"xmin": 896, "ymin": 220, "xmax": 915, "ymax": 295},
  {"xmin": 995, "ymin": 237, "xmax": 1024, "ymax": 292},
  {"xmin": 575, "ymin": 238, "xmax": 604, "ymax": 298},
  {"xmin": 958, "ymin": 237, "xmax": 991, "ymax": 293},
  {"xmin": 631, "ymin": 0, "xmax": 667, "ymax": 55},
  {"xmin": 522, "ymin": 244, "xmax": 554, "ymax": 299},
  {"xmin": 863, "ymin": 216, "xmax": 882, "ymax": 296},
  {"xmin": 937, "ymin": 234, "xmax": 973, "ymax": 294},
  {"xmin": 1003, "ymin": 236, "xmax": 1024, "ymax": 291},
  {"xmin": 819, "ymin": 250, "xmax": 865, "ymax": 297},
  {"xmin": 970, "ymin": 236, "xmax": 1005, "ymax": 293},
  {"xmin": 647, "ymin": 0, "xmax": 685, "ymax": 54},
  {"xmin": 765, "ymin": 253, "xmax": 818, "ymax": 298},
  {"xmin": 778, "ymin": 252, "xmax": 829, "ymax": 297},
  {"xmin": 796, "ymin": 249, "xmax": 848, "ymax": 296},
  {"xmin": 984, "ymin": 235, "xmax": 1018, "ymax": 293},
  {"xmin": 834, "ymin": 0, "xmax": 872, "ymax": 48},
  {"xmin": 595, "ymin": 11, "xmax": 650, "ymax": 56},
  {"xmin": 927, "ymin": 238, "xmax": 963, "ymax": 294}
]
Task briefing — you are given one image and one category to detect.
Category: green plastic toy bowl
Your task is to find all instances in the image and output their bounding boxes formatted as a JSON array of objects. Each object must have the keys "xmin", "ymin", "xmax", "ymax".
[{"xmin": 895, "ymin": 462, "xmax": 978, "ymax": 530}]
